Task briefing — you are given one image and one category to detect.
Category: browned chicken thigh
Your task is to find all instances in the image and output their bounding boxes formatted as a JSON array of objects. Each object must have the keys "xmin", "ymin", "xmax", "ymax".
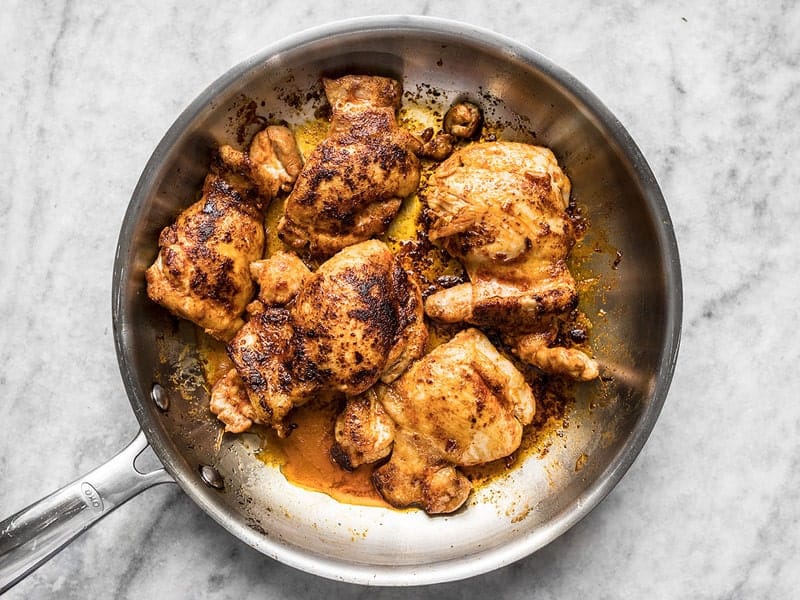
[
  {"xmin": 219, "ymin": 126, "xmax": 304, "ymax": 198},
  {"xmin": 146, "ymin": 126, "xmax": 302, "ymax": 341},
  {"xmin": 277, "ymin": 75, "xmax": 422, "ymax": 257},
  {"xmin": 423, "ymin": 141, "xmax": 599, "ymax": 381},
  {"xmin": 331, "ymin": 388, "xmax": 396, "ymax": 468},
  {"xmin": 249, "ymin": 251, "xmax": 311, "ymax": 306},
  {"xmin": 209, "ymin": 368, "xmax": 257, "ymax": 433},
  {"xmin": 212, "ymin": 240, "xmax": 427, "ymax": 435},
  {"xmin": 145, "ymin": 173, "xmax": 266, "ymax": 341},
  {"xmin": 334, "ymin": 327, "xmax": 535, "ymax": 514}
]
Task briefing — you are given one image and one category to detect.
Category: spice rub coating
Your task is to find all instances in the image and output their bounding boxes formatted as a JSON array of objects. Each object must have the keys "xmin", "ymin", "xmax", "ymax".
[
  {"xmin": 278, "ymin": 75, "xmax": 422, "ymax": 258},
  {"xmin": 221, "ymin": 240, "xmax": 427, "ymax": 435},
  {"xmin": 423, "ymin": 141, "xmax": 599, "ymax": 380}
]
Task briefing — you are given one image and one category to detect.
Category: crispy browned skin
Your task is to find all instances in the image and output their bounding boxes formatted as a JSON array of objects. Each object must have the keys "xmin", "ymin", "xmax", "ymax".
[
  {"xmin": 515, "ymin": 330, "xmax": 599, "ymax": 381},
  {"xmin": 225, "ymin": 305, "xmax": 310, "ymax": 435},
  {"xmin": 219, "ymin": 126, "xmax": 303, "ymax": 198},
  {"xmin": 249, "ymin": 251, "xmax": 311, "ymax": 306},
  {"xmin": 225, "ymin": 240, "xmax": 427, "ymax": 435},
  {"xmin": 418, "ymin": 127, "xmax": 455, "ymax": 161},
  {"xmin": 331, "ymin": 388, "xmax": 396, "ymax": 470},
  {"xmin": 423, "ymin": 141, "xmax": 599, "ymax": 380},
  {"xmin": 443, "ymin": 101, "xmax": 482, "ymax": 139},
  {"xmin": 209, "ymin": 368, "xmax": 257, "ymax": 433},
  {"xmin": 146, "ymin": 126, "xmax": 301, "ymax": 341},
  {"xmin": 146, "ymin": 173, "xmax": 266, "ymax": 341},
  {"xmin": 359, "ymin": 328, "xmax": 536, "ymax": 514},
  {"xmin": 277, "ymin": 75, "xmax": 422, "ymax": 257},
  {"xmin": 372, "ymin": 429, "xmax": 471, "ymax": 515}
]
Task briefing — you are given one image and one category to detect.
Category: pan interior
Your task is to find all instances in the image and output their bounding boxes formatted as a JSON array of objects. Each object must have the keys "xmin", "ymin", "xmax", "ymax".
[{"xmin": 113, "ymin": 18, "xmax": 680, "ymax": 585}]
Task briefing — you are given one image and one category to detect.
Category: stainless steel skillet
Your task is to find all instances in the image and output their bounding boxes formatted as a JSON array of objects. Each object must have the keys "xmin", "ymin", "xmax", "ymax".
[{"xmin": 0, "ymin": 15, "xmax": 681, "ymax": 590}]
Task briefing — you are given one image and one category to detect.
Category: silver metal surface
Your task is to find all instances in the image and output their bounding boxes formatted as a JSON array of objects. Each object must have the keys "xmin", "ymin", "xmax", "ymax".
[
  {"xmin": 1, "ymin": 15, "xmax": 681, "ymax": 589},
  {"xmin": 199, "ymin": 466, "xmax": 225, "ymax": 490},
  {"xmin": 0, "ymin": 431, "xmax": 173, "ymax": 593},
  {"xmin": 151, "ymin": 382, "xmax": 170, "ymax": 411}
]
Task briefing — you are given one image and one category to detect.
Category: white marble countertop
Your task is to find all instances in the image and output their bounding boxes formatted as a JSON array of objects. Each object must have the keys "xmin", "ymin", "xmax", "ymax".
[{"xmin": 1, "ymin": 1, "xmax": 798, "ymax": 598}]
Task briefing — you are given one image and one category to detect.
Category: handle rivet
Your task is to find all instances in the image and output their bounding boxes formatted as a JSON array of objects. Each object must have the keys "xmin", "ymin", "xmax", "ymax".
[
  {"xmin": 151, "ymin": 383, "xmax": 169, "ymax": 411},
  {"xmin": 199, "ymin": 465, "xmax": 224, "ymax": 490}
]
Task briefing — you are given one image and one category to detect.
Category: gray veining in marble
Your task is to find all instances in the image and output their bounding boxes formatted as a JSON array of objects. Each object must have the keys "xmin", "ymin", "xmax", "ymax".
[{"xmin": 1, "ymin": 1, "xmax": 799, "ymax": 598}]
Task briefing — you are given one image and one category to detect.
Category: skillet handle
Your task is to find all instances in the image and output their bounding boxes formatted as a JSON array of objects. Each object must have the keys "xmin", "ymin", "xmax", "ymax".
[{"xmin": 0, "ymin": 429, "xmax": 174, "ymax": 593}]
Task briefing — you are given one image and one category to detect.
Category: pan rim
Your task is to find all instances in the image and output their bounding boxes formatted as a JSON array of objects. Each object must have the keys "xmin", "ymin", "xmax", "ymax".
[{"xmin": 112, "ymin": 15, "xmax": 682, "ymax": 586}]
